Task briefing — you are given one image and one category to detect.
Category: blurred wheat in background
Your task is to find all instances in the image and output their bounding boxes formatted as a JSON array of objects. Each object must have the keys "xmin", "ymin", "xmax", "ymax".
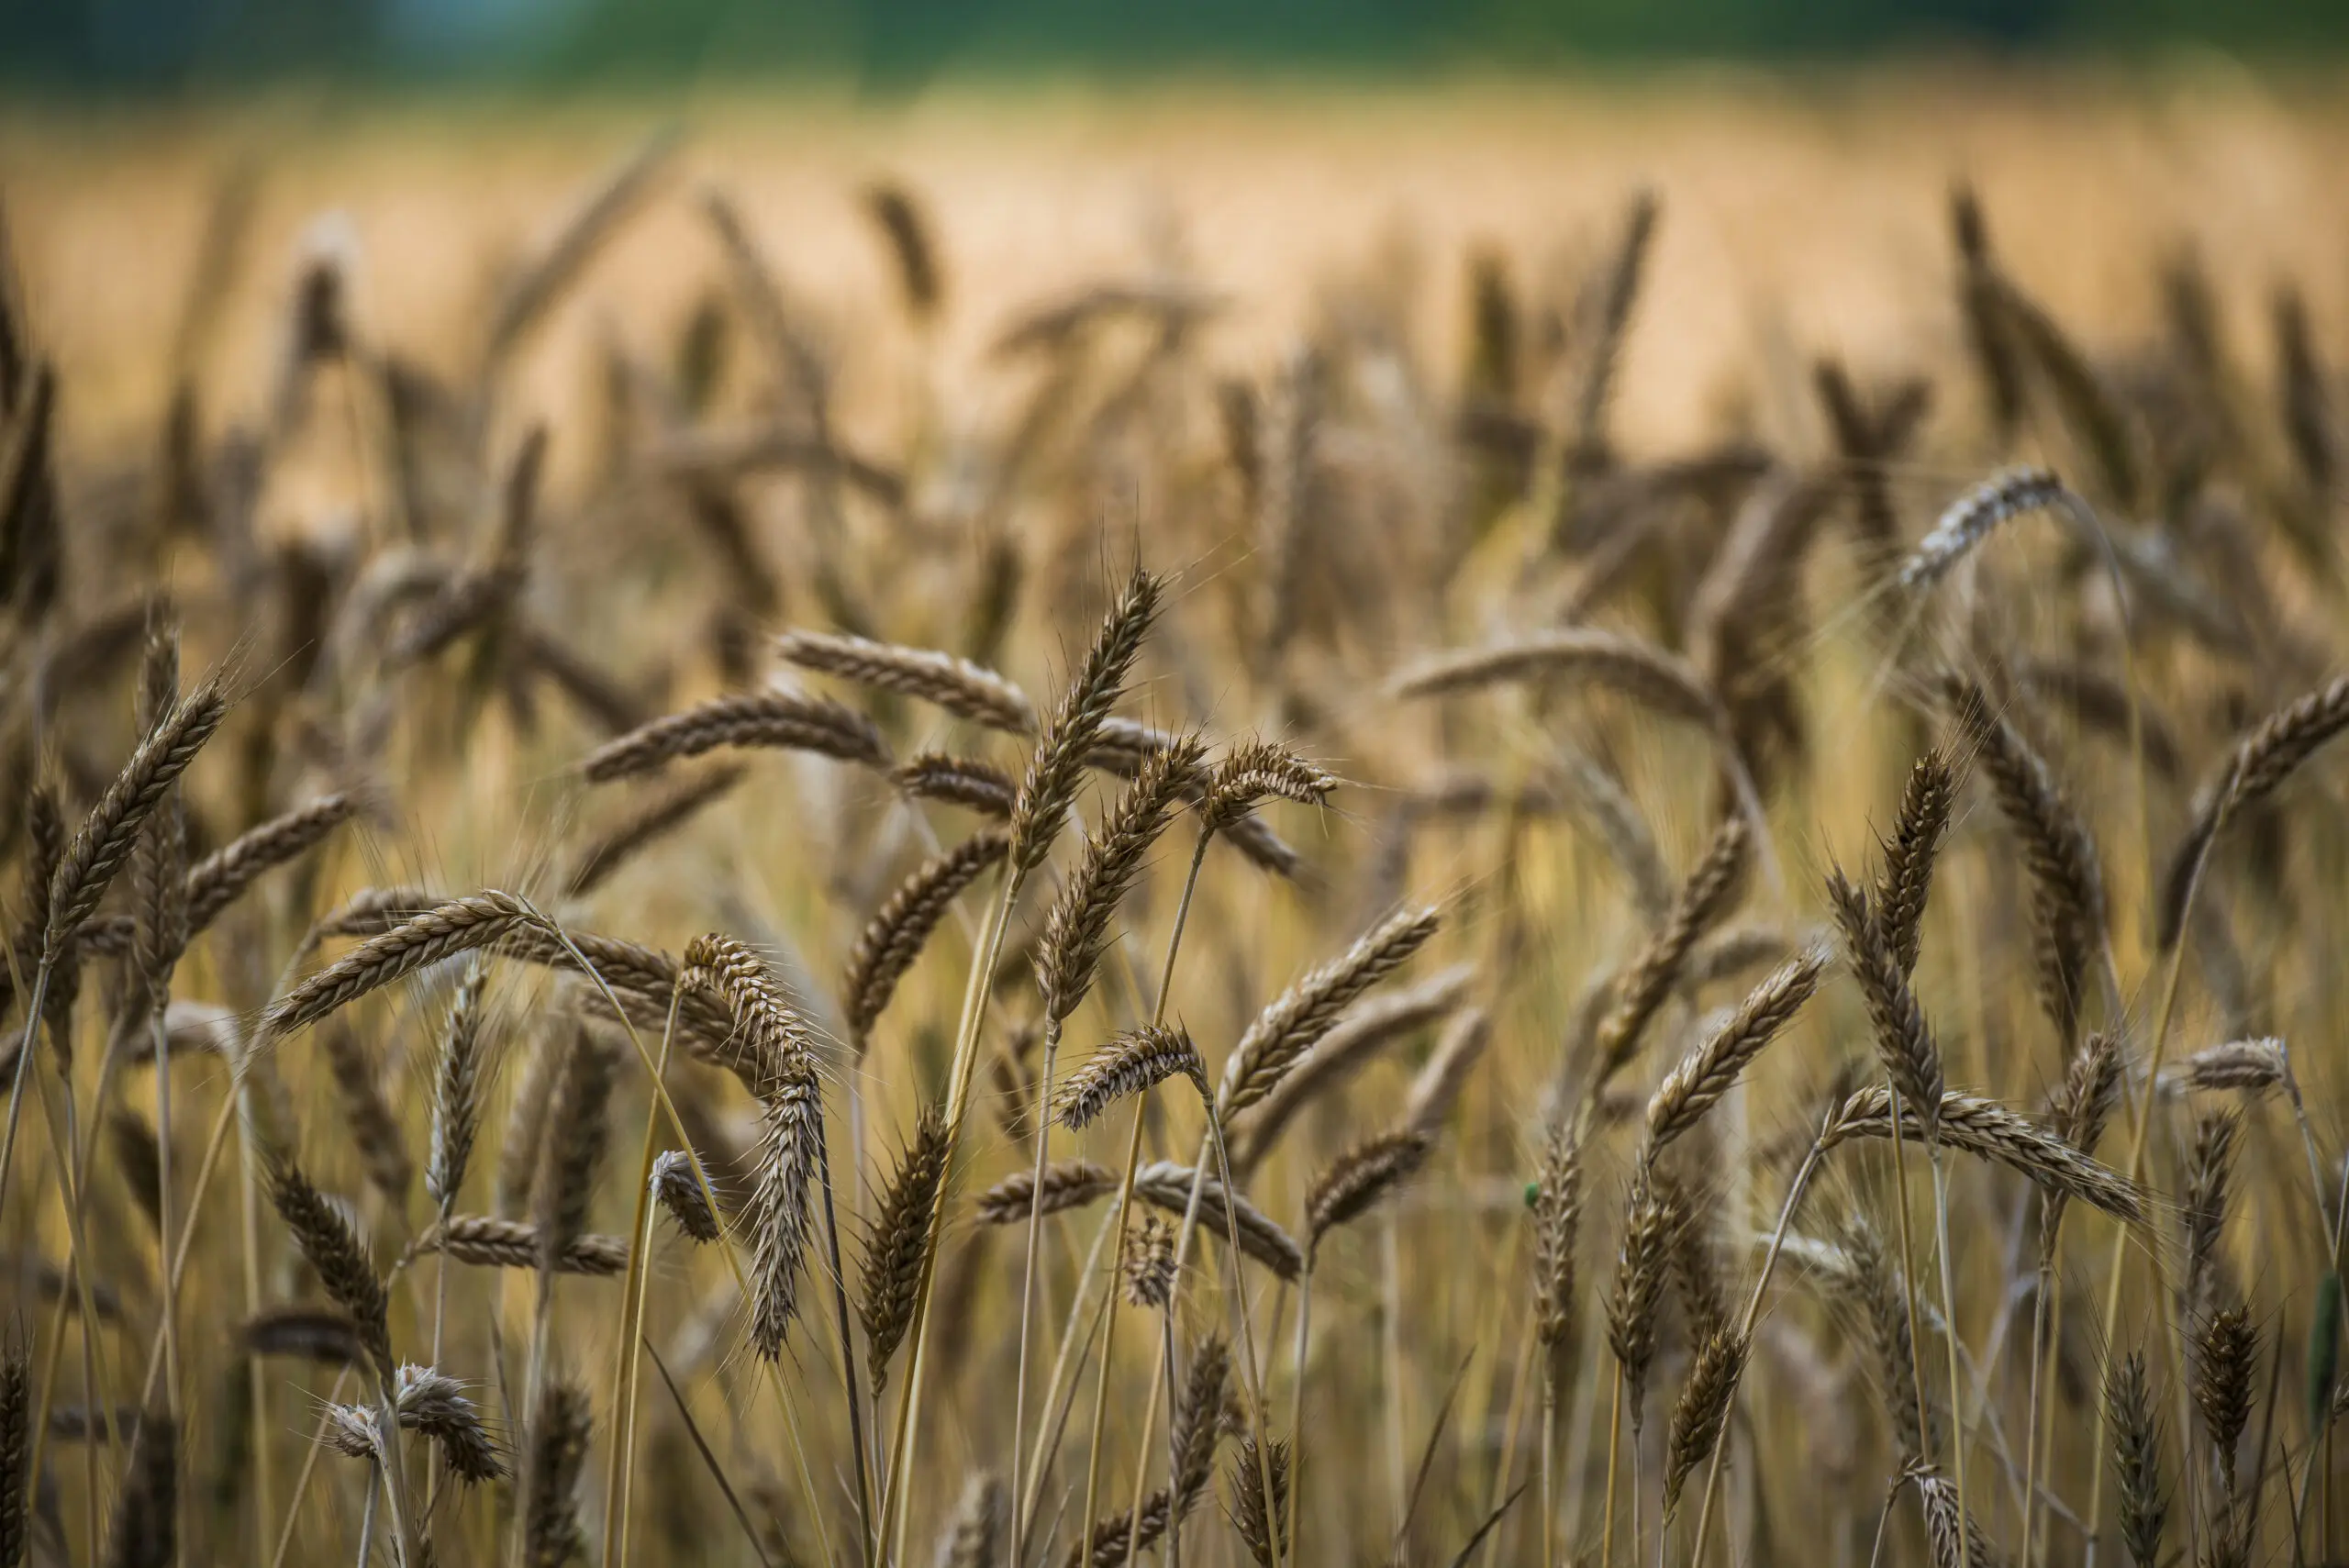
[{"xmin": 3, "ymin": 51, "xmax": 2349, "ymax": 1568}]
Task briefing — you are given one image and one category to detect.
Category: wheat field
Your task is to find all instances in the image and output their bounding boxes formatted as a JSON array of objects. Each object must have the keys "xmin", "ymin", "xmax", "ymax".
[{"xmin": 0, "ymin": 74, "xmax": 2346, "ymax": 1568}]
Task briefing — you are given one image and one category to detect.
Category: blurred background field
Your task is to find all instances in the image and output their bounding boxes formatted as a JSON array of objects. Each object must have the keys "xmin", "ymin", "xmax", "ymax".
[{"xmin": 10, "ymin": 74, "xmax": 2349, "ymax": 485}]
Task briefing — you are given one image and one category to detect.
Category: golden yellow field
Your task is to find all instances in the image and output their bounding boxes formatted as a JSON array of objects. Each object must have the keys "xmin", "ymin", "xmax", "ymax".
[{"xmin": 2, "ymin": 73, "xmax": 2349, "ymax": 1568}]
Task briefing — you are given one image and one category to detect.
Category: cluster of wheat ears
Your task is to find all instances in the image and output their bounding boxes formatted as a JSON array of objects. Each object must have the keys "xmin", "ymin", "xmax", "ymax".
[{"xmin": 0, "ymin": 125, "xmax": 2346, "ymax": 1568}]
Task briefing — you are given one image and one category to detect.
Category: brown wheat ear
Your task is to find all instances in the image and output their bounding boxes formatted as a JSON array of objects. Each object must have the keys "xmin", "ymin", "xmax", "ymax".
[
  {"xmin": 842, "ymin": 828, "xmax": 1010, "ymax": 1051},
  {"xmin": 426, "ymin": 959, "xmax": 492, "ymax": 1212},
  {"xmin": 1592, "ymin": 812, "xmax": 1751, "ymax": 1088},
  {"xmin": 1033, "ymin": 732, "xmax": 1205, "ymax": 1023},
  {"xmin": 1121, "ymin": 1216, "xmax": 1178, "ymax": 1309},
  {"xmin": 2182, "ymin": 1106, "xmax": 2241, "ymax": 1319},
  {"xmin": 651, "ymin": 1150, "xmax": 721, "ymax": 1242},
  {"xmin": 775, "ymin": 628, "xmax": 1035, "ymax": 734},
  {"xmin": 1663, "ymin": 1329, "xmax": 1747, "ymax": 1519},
  {"xmin": 46, "ymin": 677, "xmax": 229, "ymax": 955},
  {"xmin": 1643, "ymin": 948, "xmax": 1825, "ymax": 1155},
  {"xmin": 1306, "ymin": 1129, "xmax": 1430, "ymax": 1254},
  {"xmin": 533, "ymin": 1023, "xmax": 622, "ymax": 1274},
  {"xmin": 1226, "ymin": 1436, "xmax": 1291, "ymax": 1568},
  {"xmin": 893, "ymin": 752, "xmax": 1017, "ymax": 817},
  {"xmin": 2104, "ymin": 1350, "xmax": 2167, "ymax": 1568},
  {"xmin": 409, "ymin": 1215, "xmax": 629, "ymax": 1276},
  {"xmin": 1531, "ymin": 1117, "xmax": 1585, "ymax": 1389},
  {"xmin": 239, "ymin": 1306, "xmax": 366, "ymax": 1367},
  {"xmin": 521, "ymin": 1379, "xmax": 593, "ymax": 1568},
  {"xmin": 0, "ymin": 1338, "xmax": 24, "ymax": 1568},
  {"xmin": 1197, "ymin": 737, "xmax": 1337, "ymax": 838},
  {"xmin": 2157, "ymin": 672, "xmax": 2349, "ymax": 950},
  {"xmin": 320, "ymin": 1021, "xmax": 413, "ymax": 1206},
  {"xmin": 263, "ymin": 890, "xmax": 545, "ymax": 1040},
  {"xmin": 1872, "ymin": 747, "xmax": 1954, "ymax": 977},
  {"xmin": 1949, "ymin": 677, "xmax": 2104, "ymax": 1043},
  {"xmin": 858, "ymin": 1106, "xmax": 949, "ymax": 1395},
  {"xmin": 1218, "ymin": 904, "xmax": 1442, "ymax": 1122},
  {"xmin": 264, "ymin": 1152, "xmax": 392, "ymax": 1377},
  {"xmin": 1824, "ymin": 869, "xmax": 1945, "ymax": 1140},
  {"xmin": 1823, "ymin": 1086, "xmax": 2144, "ymax": 1222},
  {"xmin": 104, "ymin": 1412, "xmax": 176, "ymax": 1568},
  {"xmin": 1907, "ymin": 1464, "xmax": 1995, "ymax": 1568},
  {"xmin": 1607, "ymin": 1171, "xmax": 1679, "ymax": 1418},
  {"xmin": 1053, "ymin": 1025, "xmax": 1208, "ymax": 1130},
  {"xmin": 1008, "ymin": 566, "xmax": 1162, "ymax": 879},
  {"xmin": 974, "ymin": 1160, "xmax": 1117, "ymax": 1223},
  {"xmin": 397, "ymin": 1364, "xmax": 505, "ymax": 1484},
  {"xmin": 579, "ymin": 686, "xmax": 890, "ymax": 784},
  {"xmin": 2192, "ymin": 1305, "xmax": 2255, "ymax": 1499}
]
